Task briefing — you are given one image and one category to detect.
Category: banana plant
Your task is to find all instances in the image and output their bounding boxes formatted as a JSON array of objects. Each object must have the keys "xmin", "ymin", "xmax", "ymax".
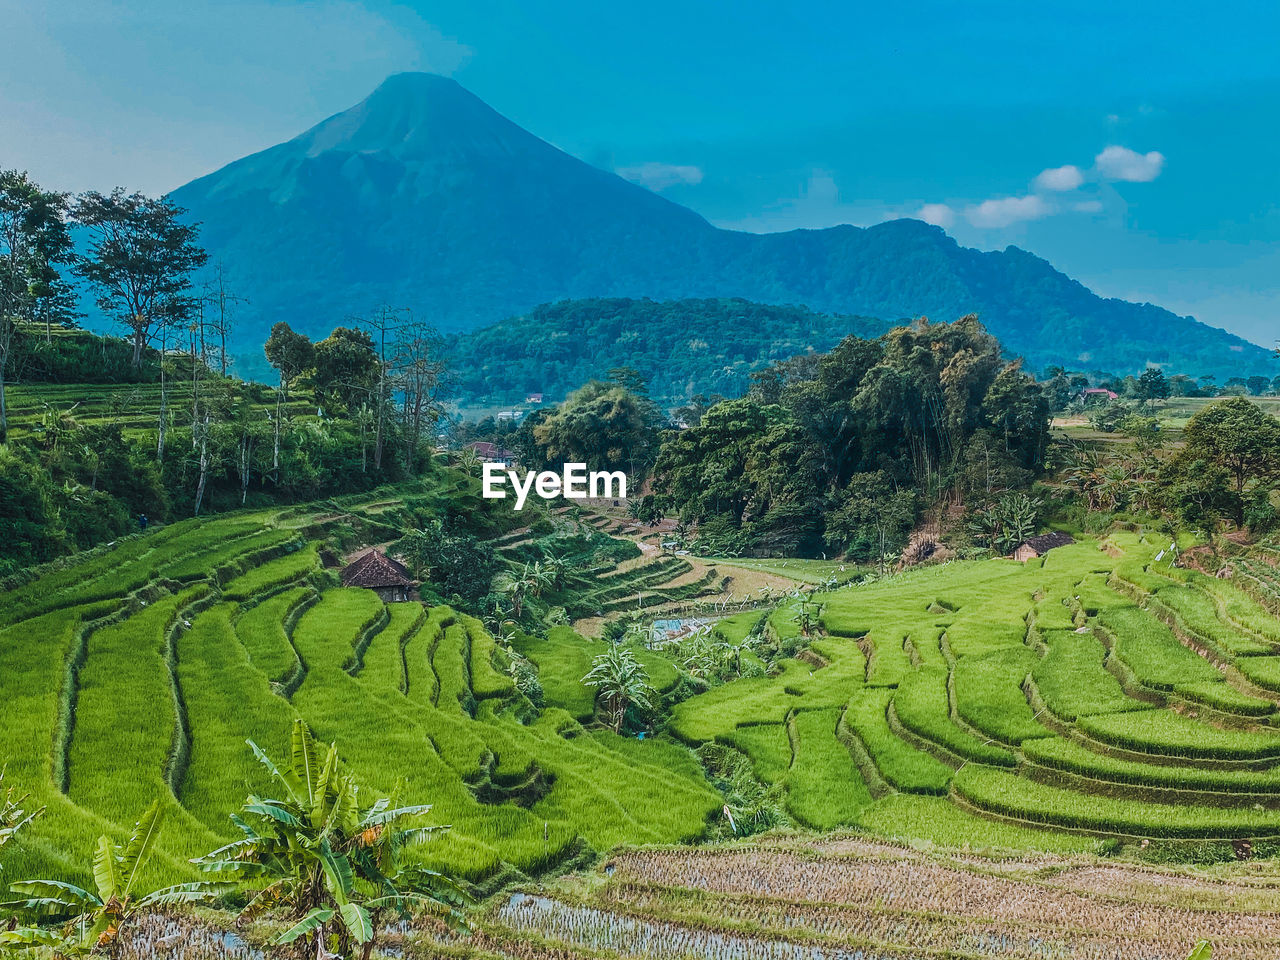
[
  {"xmin": 0, "ymin": 769, "xmax": 43, "ymax": 872},
  {"xmin": 193, "ymin": 720, "xmax": 463, "ymax": 960},
  {"xmin": 1, "ymin": 800, "xmax": 225, "ymax": 956}
]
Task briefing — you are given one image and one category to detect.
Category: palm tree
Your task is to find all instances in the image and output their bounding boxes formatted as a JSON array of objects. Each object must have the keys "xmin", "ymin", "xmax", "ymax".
[
  {"xmin": 192, "ymin": 721, "xmax": 462, "ymax": 960},
  {"xmin": 582, "ymin": 645, "xmax": 655, "ymax": 733},
  {"xmin": 1, "ymin": 801, "xmax": 225, "ymax": 956}
]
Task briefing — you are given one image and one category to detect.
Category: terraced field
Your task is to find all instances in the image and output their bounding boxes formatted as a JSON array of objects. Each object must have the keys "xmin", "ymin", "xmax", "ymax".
[
  {"xmin": 0, "ymin": 491, "xmax": 720, "ymax": 893},
  {"xmin": 671, "ymin": 530, "xmax": 1280, "ymax": 847},
  {"xmin": 8, "ymin": 499, "xmax": 1280, "ymax": 956},
  {"xmin": 3, "ymin": 380, "xmax": 313, "ymax": 440}
]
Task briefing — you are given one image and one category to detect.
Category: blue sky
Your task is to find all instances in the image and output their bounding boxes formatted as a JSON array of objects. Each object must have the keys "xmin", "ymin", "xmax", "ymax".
[{"xmin": 3, "ymin": 0, "xmax": 1278, "ymax": 344}]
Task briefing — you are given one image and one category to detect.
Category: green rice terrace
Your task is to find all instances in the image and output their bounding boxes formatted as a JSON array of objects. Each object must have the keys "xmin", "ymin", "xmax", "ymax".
[{"xmin": 5, "ymin": 491, "xmax": 1280, "ymax": 956}]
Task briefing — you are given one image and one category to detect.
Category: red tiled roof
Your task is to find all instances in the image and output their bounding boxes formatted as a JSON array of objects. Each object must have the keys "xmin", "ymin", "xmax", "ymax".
[{"xmin": 465, "ymin": 441, "xmax": 516, "ymax": 460}]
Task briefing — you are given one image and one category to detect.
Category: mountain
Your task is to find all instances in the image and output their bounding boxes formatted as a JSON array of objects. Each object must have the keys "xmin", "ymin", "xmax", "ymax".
[{"xmin": 170, "ymin": 72, "xmax": 1275, "ymax": 384}]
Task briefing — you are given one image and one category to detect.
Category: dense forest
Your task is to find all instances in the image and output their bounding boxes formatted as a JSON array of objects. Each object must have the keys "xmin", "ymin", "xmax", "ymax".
[
  {"xmin": 651, "ymin": 316, "xmax": 1049, "ymax": 559},
  {"xmin": 447, "ymin": 298, "xmax": 889, "ymax": 403}
]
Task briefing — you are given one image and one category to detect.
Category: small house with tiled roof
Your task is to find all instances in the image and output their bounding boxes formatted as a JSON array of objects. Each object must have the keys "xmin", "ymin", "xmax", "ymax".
[
  {"xmin": 341, "ymin": 549, "xmax": 415, "ymax": 602},
  {"xmin": 1012, "ymin": 531, "xmax": 1075, "ymax": 562}
]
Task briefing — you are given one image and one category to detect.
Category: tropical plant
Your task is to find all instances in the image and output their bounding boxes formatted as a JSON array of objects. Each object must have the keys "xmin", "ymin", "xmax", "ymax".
[
  {"xmin": 0, "ymin": 800, "xmax": 223, "ymax": 956},
  {"xmin": 0, "ymin": 769, "xmax": 43, "ymax": 872},
  {"xmin": 191, "ymin": 721, "xmax": 463, "ymax": 960},
  {"xmin": 453, "ymin": 446, "xmax": 482, "ymax": 477},
  {"xmin": 968, "ymin": 492, "xmax": 1042, "ymax": 554},
  {"xmin": 676, "ymin": 626, "xmax": 734, "ymax": 681},
  {"xmin": 539, "ymin": 551, "xmax": 570, "ymax": 590},
  {"xmin": 582, "ymin": 644, "xmax": 655, "ymax": 733},
  {"xmin": 495, "ymin": 562, "xmax": 544, "ymax": 619}
]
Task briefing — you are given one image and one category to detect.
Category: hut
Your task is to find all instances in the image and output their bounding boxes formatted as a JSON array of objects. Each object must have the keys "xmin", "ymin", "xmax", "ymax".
[
  {"xmin": 341, "ymin": 549, "xmax": 415, "ymax": 602},
  {"xmin": 1012, "ymin": 531, "xmax": 1075, "ymax": 562}
]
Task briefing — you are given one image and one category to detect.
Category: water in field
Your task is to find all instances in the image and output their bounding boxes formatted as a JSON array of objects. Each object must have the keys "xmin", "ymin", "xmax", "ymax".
[
  {"xmin": 117, "ymin": 914, "xmax": 265, "ymax": 959},
  {"xmin": 498, "ymin": 893, "xmax": 899, "ymax": 960}
]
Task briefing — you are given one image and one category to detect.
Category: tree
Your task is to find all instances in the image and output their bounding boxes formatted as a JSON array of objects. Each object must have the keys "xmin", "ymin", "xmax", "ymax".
[
  {"xmin": 1137, "ymin": 366, "xmax": 1170, "ymax": 400},
  {"xmin": 264, "ymin": 322, "xmax": 315, "ymax": 473},
  {"xmin": 201, "ymin": 260, "xmax": 246, "ymax": 375},
  {"xmin": 532, "ymin": 379, "xmax": 662, "ymax": 483},
  {"xmin": 496, "ymin": 562, "xmax": 540, "ymax": 618},
  {"xmin": 392, "ymin": 318, "xmax": 449, "ymax": 472},
  {"xmin": 968, "ymin": 492, "xmax": 1043, "ymax": 554},
  {"xmin": 1177, "ymin": 397, "xmax": 1280, "ymax": 526},
  {"xmin": 312, "ymin": 326, "xmax": 379, "ymax": 416},
  {"xmin": 191, "ymin": 722, "xmax": 462, "ymax": 960},
  {"xmin": 0, "ymin": 800, "xmax": 226, "ymax": 956},
  {"xmin": 582, "ymin": 644, "xmax": 654, "ymax": 733},
  {"xmin": 824, "ymin": 471, "xmax": 917, "ymax": 570},
  {"xmin": 361, "ymin": 305, "xmax": 408, "ymax": 472},
  {"xmin": 0, "ymin": 170, "xmax": 73, "ymax": 442},
  {"xmin": 72, "ymin": 189, "xmax": 207, "ymax": 368},
  {"xmin": 394, "ymin": 521, "xmax": 497, "ymax": 605}
]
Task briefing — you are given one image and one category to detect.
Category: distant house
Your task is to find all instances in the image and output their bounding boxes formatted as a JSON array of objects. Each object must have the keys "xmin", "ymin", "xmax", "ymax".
[
  {"xmin": 1080, "ymin": 388, "xmax": 1119, "ymax": 402},
  {"xmin": 525, "ymin": 393, "xmax": 544, "ymax": 404},
  {"xmin": 1013, "ymin": 531, "xmax": 1075, "ymax": 562},
  {"xmin": 464, "ymin": 440, "xmax": 517, "ymax": 466},
  {"xmin": 496, "ymin": 409, "xmax": 523, "ymax": 422},
  {"xmin": 341, "ymin": 549, "xmax": 415, "ymax": 602}
]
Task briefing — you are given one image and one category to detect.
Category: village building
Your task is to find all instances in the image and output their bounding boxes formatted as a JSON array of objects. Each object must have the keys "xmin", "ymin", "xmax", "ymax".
[
  {"xmin": 1080, "ymin": 387, "xmax": 1119, "ymax": 402},
  {"xmin": 1012, "ymin": 531, "xmax": 1075, "ymax": 562},
  {"xmin": 465, "ymin": 440, "xmax": 518, "ymax": 466},
  {"xmin": 525, "ymin": 392, "xmax": 544, "ymax": 404},
  {"xmin": 341, "ymin": 549, "xmax": 416, "ymax": 602}
]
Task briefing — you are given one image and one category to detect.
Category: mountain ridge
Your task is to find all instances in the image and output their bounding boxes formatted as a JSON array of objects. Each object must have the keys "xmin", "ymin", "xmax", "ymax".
[{"xmin": 167, "ymin": 72, "xmax": 1274, "ymax": 384}]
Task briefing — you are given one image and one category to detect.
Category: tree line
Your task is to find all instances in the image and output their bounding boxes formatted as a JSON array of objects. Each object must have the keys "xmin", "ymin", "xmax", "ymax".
[{"xmin": 0, "ymin": 169, "xmax": 450, "ymax": 574}]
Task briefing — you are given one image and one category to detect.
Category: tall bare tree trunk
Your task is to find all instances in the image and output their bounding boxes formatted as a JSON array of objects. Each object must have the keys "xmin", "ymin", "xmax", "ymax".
[
  {"xmin": 374, "ymin": 313, "xmax": 387, "ymax": 472},
  {"xmin": 0, "ymin": 359, "xmax": 8, "ymax": 444},
  {"xmin": 194, "ymin": 413, "xmax": 211, "ymax": 515},
  {"xmin": 273, "ymin": 382, "xmax": 282, "ymax": 476},
  {"xmin": 157, "ymin": 327, "xmax": 168, "ymax": 462}
]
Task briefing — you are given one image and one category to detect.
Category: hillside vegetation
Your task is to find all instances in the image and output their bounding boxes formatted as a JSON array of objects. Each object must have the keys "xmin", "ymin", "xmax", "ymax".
[
  {"xmin": 448, "ymin": 298, "xmax": 889, "ymax": 404},
  {"xmin": 0, "ymin": 488, "xmax": 720, "ymax": 894}
]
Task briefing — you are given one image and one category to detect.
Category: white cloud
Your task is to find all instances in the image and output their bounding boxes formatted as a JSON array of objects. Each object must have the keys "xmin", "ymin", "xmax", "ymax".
[
  {"xmin": 916, "ymin": 203, "xmax": 955, "ymax": 228},
  {"xmin": 965, "ymin": 194, "xmax": 1050, "ymax": 229},
  {"xmin": 714, "ymin": 170, "xmax": 887, "ymax": 232},
  {"xmin": 1034, "ymin": 164, "xmax": 1084, "ymax": 192},
  {"xmin": 1073, "ymin": 199, "xmax": 1104, "ymax": 213},
  {"xmin": 1095, "ymin": 145, "xmax": 1165, "ymax": 182},
  {"xmin": 615, "ymin": 162, "xmax": 703, "ymax": 192}
]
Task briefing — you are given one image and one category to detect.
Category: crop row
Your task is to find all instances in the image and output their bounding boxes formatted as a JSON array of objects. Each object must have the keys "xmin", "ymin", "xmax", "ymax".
[
  {"xmin": 890, "ymin": 667, "xmax": 1016, "ymax": 766},
  {"xmin": 954, "ymin": 764, "xmax": 1280, "ymax": 837},
  {"xmin": 1022, "ymin": 736, "xmax": 1280, "ymax": 794},
  {"xmin": 1097, "ymin": 604, "xmax": 1273, "ymax": 716}
]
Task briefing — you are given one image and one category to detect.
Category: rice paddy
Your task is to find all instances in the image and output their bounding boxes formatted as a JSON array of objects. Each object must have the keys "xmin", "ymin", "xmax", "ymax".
[{"xmin": 7, "ymin": 495, "xmax": 1280, "ymax": 956}]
